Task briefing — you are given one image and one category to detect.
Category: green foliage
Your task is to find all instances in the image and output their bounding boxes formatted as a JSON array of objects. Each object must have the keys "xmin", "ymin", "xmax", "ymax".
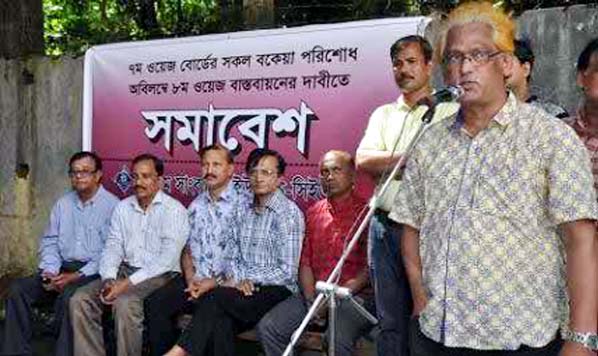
[
  {"xmin": 43, "ymin": 0, "xmax": 597, "ymax": 56},
  {"xmin": 44, "ymin": 0, "xmax": 221, "ymax": 57}
]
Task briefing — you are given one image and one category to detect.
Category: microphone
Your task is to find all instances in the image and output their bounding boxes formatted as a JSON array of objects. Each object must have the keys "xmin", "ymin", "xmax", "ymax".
[{"xmin": 416, "ymin": 85, "xmax": 463, "ymax": 107}]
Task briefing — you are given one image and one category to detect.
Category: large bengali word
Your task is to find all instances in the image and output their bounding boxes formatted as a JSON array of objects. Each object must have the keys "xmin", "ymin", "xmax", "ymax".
[{"xmin": 142, "ymin": 102, "xmax": 317, "ymax": 156}]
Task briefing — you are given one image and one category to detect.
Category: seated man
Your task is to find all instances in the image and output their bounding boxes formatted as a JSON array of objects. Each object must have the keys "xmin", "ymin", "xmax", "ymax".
[
  {"xmin": 69, "ymin": 153, "xmax": 189, "ymax": 356},
  {"xmin": 508, "ymin": 38, "xmax": 569, "ymax": 119},
  {"xmin": 0, "ymin": 151, "xmax": 118, "ymax": 356},
  {"xmin": 257, "ymin": 150, "xmax": 374, "ymax": 356},
  {"xmin": 164, "ymin": 148, "xmax": 305, "ymax": 356},
  {"xmin": 144, "ymin": 144, "xmax": 250, "ymax": 356}
]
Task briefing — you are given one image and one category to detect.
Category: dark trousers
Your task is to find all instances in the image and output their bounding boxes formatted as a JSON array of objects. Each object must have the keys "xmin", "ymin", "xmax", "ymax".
[
  {"xmin": 143, "ymin": 274, "xmax": 189, "ymax": 356},
  {"xmin": 369, "ymin": 211, "xmax": 412, "ymax": 356},
  {"xmin": 0, "ymin": 262, "xmax": 98, "ymax": 356},
  {"xmin": 410, "ymin": 319, "xmax": 563, "ymax": 356},
  {"xmin": 178, "ymin": 285, "xmax": 292, "ymax": 356}
]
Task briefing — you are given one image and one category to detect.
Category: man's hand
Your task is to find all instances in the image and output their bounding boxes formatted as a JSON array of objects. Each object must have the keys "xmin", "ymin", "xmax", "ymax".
[
  {"xmin": 100, "ymin": 278, "xmax": 130, "ymax": 304},
  {"xmin": 51, "ymin": 272, "xmax": 82, "ymax": 292},
  {"xmin": 236, "ymin": 279, "xmax": 256, "ymax": 297},
  {"xmin": 41, "ymin": 271, "xmax": 58, "ymax": 291},
  {"xmin": 412, "ymin": 295, "xmax": 428, "ymax": 318},
  {"xmin": 185, "ymin": 278, "xmax": 217, "ymax": 300},
  {"xmin": 560, "ymin": 340, "xmax": 596, "ymax": 356}
]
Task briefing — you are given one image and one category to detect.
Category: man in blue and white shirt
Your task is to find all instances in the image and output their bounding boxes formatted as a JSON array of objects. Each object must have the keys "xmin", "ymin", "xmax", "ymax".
[
  {"xmin": 144, "ymin": 144, "xmax": 250, "ymax": 356},
  {"xmin": 1, "ymin": 151, "xmax": 119, "ymax": 356},
  {"xmin": 165, "ymin": 148, "xmax": 304, "ymax": 356},
  {"xmin": 70, "ymin": 154, "xmax": 189, "ymax": 356}
]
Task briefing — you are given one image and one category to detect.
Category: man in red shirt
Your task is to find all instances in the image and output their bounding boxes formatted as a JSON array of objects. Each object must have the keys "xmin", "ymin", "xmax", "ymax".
[{"xmin": 257, "ymin": 150, "xmax": 374, "ymax": 356}]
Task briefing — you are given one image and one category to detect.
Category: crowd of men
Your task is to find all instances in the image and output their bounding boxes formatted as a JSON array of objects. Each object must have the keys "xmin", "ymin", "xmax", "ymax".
[{"xmin": 2, "ymin": 2, "xmax": 598, "ymax": 356}]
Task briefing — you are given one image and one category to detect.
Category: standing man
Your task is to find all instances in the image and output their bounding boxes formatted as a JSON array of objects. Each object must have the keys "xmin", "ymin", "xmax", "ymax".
[
  {"xmin": 567, "ymin": 38, "xmax": 598, "ymax": 193},
  {"xmin": 164, "ymin": 148, "xmax": 304, "ymax": 356},
  {"xmin": 355, "ymin": 35, "xmax": 457, "ymax": 356},
  {"xmin": 257, "ymin": 150, "xmax": 374, "ymax": 356},
  {"xmin": 392, "ymin": 3, "xmax": 597, "ymax": 356},
  {"xmin": 144, "ymin": 144, "xmax": 250, "ymax": 356},
  {"xmin": 70, "ymin": 153, "xmax": 189, "ymax": 356},
  {"xmin": 0, "ymin": 151, "xmax": 118, "ymax": 356},
  {"xmin": 507, "ymin": 38, "xmax": 569, "ymax": 118}
]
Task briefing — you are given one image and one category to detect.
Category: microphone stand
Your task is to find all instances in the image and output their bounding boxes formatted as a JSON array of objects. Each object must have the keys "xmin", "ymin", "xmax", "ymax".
[{"xmin": 282, "ymin": 106, "xmax": 438, "ymax": 356}]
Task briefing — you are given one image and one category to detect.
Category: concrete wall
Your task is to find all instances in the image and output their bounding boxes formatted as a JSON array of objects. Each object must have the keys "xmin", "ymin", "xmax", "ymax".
[
  {"xmin": 518, "ymin": 5, "xmax": 598, "ymax": 114},
  {"xmin": 0, "ymin": 5, "xmax": 597, "ymax": 278},
  {"xmin": 0, "ymin": 57, "xmax": 83, "ymax": 277}
]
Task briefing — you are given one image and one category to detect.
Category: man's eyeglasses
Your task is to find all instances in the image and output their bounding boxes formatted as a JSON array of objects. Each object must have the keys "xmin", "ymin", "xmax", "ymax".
[
  {"xmin": 68, "ymin": 170, "xmax": 97, "ymax": 178},
  {"xmin": 249, "ymin": 168, "xmax": 277, "ymax": 178},
  {"xmin": 442, "ymin": 50, "xmax": 502, "ymax": 67}
]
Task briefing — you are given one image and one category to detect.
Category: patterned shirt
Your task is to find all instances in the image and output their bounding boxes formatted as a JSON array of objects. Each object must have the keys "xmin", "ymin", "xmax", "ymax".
[
  {"xmin": 233, "ymin": 189, "xmax": 305, "ymax": 293},
  {"xmin": 390, "ymin": 93, "xmax": 597, "ymax": 350},
  {"xmin": 38, "ymin": 186, "xmax": 119, "ymax": 276},
  {"xmin": 301, "ymin": 193, "xmax": 367, "ymax": 285},
  {"xmin": 100, "ymin": 191, "xmax": 190, "ymax": 285},
  {"xmin": 358, "ymin": 95, "xmax": 458, "ymax": 212},
  {"xmin": 566, "ymin": 108, "xmax": 598, "ymax": 194},
  {"xmin": 187, "ymin": 183, "xmax": 250, "ymax": 279}
]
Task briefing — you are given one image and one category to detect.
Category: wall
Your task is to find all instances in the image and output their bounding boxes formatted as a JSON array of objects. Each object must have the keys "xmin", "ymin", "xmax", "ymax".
[{"xmin": 0, "ymin": 57, "xmax": 83, "ymax": 276}]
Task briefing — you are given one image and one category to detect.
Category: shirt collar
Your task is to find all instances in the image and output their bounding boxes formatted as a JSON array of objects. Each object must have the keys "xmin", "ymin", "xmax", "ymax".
[
  {"xmin": 326, "ymin": 191, "xmax": 358, "ymax": 215},
  {"xmin": 252, "ymin": 189, "xmax": 286, "ymax": 212},
  {"xmin": 450, "ymin": 91, "xmax": 517, "ymax": 133},
  {"xmin": 75, "ymin": 186, "xmax": 105, "ymax": 209},
  {"xmin": 130, "ymin": 190, "xmax": 165, "ymax": 212},
  {"xmin": 202, "ymin": 180, "xmax": 236, "ymax": 204}
]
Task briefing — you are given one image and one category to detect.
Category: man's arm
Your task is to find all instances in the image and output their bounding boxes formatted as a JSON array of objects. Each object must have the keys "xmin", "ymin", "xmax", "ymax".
[
  {"xmin": 401, "ymin": 224, "xmax": 427, "ymax": 317},
  {"xmin": 355, "ymin": 149, "xmax": 403, "ymax": 177},
  {"xmin": 299, "ymin": 265, "xmax": 316, "ymax": 301},
  {"xmin": 562, "ymin": 220, "xmax": 597, "ymax": 333},
  {"xmin": 181, "ymin": 245, "xmax": 196, "ymax": 285},
  {"xmin": 38, "ymin": 203, "xmax": 62, "ymax": 275}
]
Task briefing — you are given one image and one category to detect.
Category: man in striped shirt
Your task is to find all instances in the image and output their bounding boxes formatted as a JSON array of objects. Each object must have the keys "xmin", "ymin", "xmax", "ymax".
[
  {"xmin": 70, "ymin": 154, "xmax": 189, "ymax": 356},
  {"xmin": 1, "ymin": 151, "xmax": 119, "ymax": 356},
  {"xmin": 165, "ymin": 148, "xmax": 304, "ymax": 356}
]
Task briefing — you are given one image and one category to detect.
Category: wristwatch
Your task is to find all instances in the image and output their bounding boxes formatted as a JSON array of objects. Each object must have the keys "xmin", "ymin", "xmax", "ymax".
[{"xmin": 561, "ymin": 328, "xmax": 598, "ymax": 351}]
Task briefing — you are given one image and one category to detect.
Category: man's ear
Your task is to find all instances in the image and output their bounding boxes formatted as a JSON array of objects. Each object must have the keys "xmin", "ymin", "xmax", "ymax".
[{"xmin": 501, "ymin": 53, "xmax": 515, "ymax": 80}]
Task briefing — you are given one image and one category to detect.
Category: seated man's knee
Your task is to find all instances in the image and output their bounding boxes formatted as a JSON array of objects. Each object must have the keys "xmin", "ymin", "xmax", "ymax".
[
  {"xmin": 256, "ymin": 312, "xmax": 277, "ymax": 338},
  {"xmin": 113, "ymin": 295, "xmax": 143, "ymax": 322}
]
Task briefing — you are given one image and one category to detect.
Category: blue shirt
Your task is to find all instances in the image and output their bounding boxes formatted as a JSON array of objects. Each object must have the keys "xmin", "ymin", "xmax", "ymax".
[
  {"xmin": 187, "ymin": 182, "xmax": 250, "ymax": 279},
  {"xmin": 233, "ymin": 189, "xmax": 305, "ymax": 292},
  {"xmin": 99, "ymin": 191, "xmax": 190, "ymax": 285},
  {"xmin": 38, "ymin": 186, "xmax": 119, "ymax": 276}
]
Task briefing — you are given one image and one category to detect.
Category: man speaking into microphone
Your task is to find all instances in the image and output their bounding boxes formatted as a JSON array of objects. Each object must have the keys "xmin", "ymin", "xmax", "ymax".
[
  {"xmin": 356, "ymin": 35, "xmax": 457, "ymax": 356},
  {"xmin": 391, "ymin": 3, "xmax": 598, "ymax": 356}
]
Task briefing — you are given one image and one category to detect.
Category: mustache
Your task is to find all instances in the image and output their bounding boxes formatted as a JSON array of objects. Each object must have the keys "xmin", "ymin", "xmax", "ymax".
[{"xmin": 204, "ymin": 174, "xmax": 217, "ymax": 180}]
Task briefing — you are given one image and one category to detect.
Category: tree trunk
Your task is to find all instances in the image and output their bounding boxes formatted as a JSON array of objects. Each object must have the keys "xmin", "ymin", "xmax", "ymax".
[
  {"xmin": 0, "ymin": 0, "xmax": 43, "ymax": 58},
  {"xmin": 243, "ymin": 0, "xmax": 274, "ymax": 29}
]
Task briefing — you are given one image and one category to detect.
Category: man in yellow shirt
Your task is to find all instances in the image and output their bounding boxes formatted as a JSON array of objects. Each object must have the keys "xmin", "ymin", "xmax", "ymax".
[{"xmin": 356, "ymin": 35, "xmax": 457, "ymax": 356}]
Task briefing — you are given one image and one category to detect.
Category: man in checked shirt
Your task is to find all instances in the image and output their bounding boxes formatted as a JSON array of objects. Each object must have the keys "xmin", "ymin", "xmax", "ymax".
[
  {"xmin": 165, "ymin": 148, "xmax": 304, "ymax": 356},
  {"xmin": 69, "ymin": 153, "xmax": 189, "ymax": 356}
]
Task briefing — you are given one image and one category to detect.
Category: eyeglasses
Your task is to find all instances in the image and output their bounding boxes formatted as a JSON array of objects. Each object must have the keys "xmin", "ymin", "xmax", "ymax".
[
  {"xmin": 68, "ymin": 170, "xmax": 97, "ymax": 178},
  {"xmin": 249, "ymin": 168, "xmax": 277, "ymax": 178},
  {"xmin": 442, "ymin": 50, "xmax": 502, "ymax": 67}
]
